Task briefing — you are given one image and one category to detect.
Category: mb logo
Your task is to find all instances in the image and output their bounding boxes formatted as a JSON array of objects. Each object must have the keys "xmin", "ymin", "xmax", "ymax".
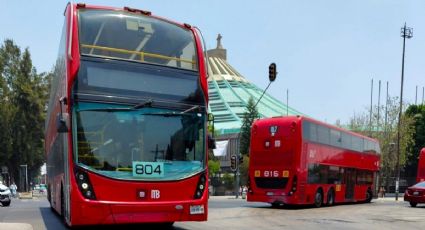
[{"xmin": 151, "ymin": 190, "xmax": 160, "ymax": 199}]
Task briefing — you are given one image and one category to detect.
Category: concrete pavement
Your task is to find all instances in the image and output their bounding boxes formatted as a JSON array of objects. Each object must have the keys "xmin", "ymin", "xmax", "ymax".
[{"xmin": 0, "ymin": 223, "xmax": 33, "ymax": 230}]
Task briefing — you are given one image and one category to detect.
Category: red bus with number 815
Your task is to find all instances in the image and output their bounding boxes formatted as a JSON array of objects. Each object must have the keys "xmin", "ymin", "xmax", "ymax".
[{"xmin": 247, "ymin": 116, "xmax": 381, "ymax": 208}]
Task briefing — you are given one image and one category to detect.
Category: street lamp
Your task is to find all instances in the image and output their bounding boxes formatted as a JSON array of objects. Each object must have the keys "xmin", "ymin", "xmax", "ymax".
[
  {"xmin": 395, "ymin": 23, "xmax": 413, "ymax": 201},
  {"xmin": 20, "ymin": 164, "xmax": 28, "ymax": 192}
]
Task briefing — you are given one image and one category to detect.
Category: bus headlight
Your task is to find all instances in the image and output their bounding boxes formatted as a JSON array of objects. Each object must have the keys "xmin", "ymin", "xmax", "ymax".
[
  {"xmin": 194, "ymin": 173, "xmax": 206, "ymax": 199},
  {"xmin": 75, "ymin": 167, "xmax": 96, "ymax": 200}
]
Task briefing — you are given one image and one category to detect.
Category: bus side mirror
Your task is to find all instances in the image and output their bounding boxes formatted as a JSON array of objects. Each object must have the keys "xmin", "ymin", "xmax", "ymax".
[
  {"xmin": 56, "ymin": 97, "xmax": 69, "ymax": 133},
  {"xmin": 208, "ymin": 134, "xmax": 216, "ymax": 149},
  {"xmin": 56, "ymin": 112, "xmax": 70, "ymax": 133}
]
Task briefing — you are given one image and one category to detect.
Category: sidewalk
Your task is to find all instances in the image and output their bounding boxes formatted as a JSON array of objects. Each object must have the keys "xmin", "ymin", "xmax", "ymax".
[
  {"xmin": 18, "ymin": 192, "xmax": 33, "ymax": 199},
  {"xmin": 0, "ymin": 223, "xmax": 32, "ymax": 230},
  {"xmin": 376, "ymin": 193, "xmax": 406, "ymax": 202}
]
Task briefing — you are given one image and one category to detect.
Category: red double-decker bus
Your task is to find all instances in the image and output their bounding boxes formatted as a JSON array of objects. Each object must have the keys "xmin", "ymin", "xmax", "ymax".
[
  {"xmin": 416, "ymin": 148, "xmax": 425, "ymax": 182},
  {"xmin": 247, "ymin": 116, "xmax": 381, "ymax": 208},
  {"xmin": 45, "ymin": 3, "xmax": 211, "ymax": 226}
]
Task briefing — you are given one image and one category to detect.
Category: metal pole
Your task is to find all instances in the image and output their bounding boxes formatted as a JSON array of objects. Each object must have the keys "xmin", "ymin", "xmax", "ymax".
[
  {"xmin": 384, "ymin": 81, "xmax": 389, "ymax": 135},
  {"xmin": 236, "ymin": 81, "xmax": 273, "ymax": 198},
  {"xmin": 25, "ymin": 165, "xmax": 28, "ymax": 192},
  {"xmin": 422, "ymin": 86, "xmax": 424, "ymax": 105},
  {"xmin": 369, "ymin": 79, "xmax": 373, "ymax": 135},
  {"xmin": 377, "ymin": 80, "xmax": 381, "ymax": 133},
  {"xmin": 286, "ymin": 89, "xmax": 289, "ymax": 116},
  {"xmin": 235, "ymin": 137, "xmax": 240, "ymax": 199},
  {"xmin": 415, "ymin": 86, "xmax": 418, "ymax": 105},
  {"xmin": 396, "ymin": 23, "xmax": 413, "ymax": 201}
]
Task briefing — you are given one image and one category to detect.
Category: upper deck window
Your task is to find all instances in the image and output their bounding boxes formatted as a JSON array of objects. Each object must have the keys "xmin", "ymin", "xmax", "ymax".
[
  {"xmin": 302, "ymin": 120, "xmax": 381, "ymax": 154},
  {"xmin": 78, "ymin": 9, "xmax": 198, "ymax": 71}
]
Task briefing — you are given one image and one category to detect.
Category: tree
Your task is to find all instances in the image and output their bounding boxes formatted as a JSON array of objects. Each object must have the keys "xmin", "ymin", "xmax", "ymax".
[
  {"xmin": 348, "ymin": 96, "xmax": 415, "ymax": 187},
  {"xmin": 0, "ymin": 39, "xmax": 50, "ymax": 189},
  {"xmin": 239, "ymin": 97, "xmax": 259, "ymax": 156},
  {"xmin": 404, "ymin": 104, "xmax": 425, "ymax": 177},
  {"xmin": 239, "ymin": 155, "xmax": 250, "ymax": 186}
]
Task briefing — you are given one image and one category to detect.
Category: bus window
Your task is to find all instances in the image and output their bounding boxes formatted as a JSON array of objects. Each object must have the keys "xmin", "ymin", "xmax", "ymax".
[
  {"xmin": 330, "ymin": 130, "xmax": 342, "ymax": 147},
  {"xmin": 317, "ymin": 125, "xmax": 330, "ymax": 145}
]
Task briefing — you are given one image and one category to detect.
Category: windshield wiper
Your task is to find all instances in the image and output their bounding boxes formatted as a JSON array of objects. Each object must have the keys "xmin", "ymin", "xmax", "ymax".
[
  {"xmin": 141, "ymin": 105, "xmax": 202, "ymax": 117},
  {"xmin": 181, "ymin": 105, "xmax": 200, "ymax": 114},
  {"xmin": 80, "ymin": 107, "xmax": 136, "ymax": 112},
  {"xmin": 133, "ymin": 99, "xmax": 153, "ymax": 109},
  {"xmin": 79, "ymin": 100, "xmax": 154, "ymax": 112},
  {"xmin": 142, "ymin": 112, "xmax": 193, "ymax": 117}
]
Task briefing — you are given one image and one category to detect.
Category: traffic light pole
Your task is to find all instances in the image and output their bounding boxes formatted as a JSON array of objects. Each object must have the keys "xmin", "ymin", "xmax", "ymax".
[{"xmin": 234, "ymin": 63, "xmax": 277, "ymax": 199}]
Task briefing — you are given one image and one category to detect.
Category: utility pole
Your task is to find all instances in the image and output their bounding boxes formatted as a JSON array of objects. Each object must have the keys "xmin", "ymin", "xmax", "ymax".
[
  {"xmin": 396, "ymin": 23, "xmax": 413, "ymax": 201},
  {"xmin": 377, "ymin": 80, "xmax": 381, "ymax": 132},
  {"xmin": 286, "ymin": 89, "xmax": 289, "ymax": 116},
  {"xmin": 384, "ymin": 81, "xmax": 389, "ymax": 136},
  {"xmin": 20, "ymin": 164, "xmax": 28, "ymax": 192},
  {"xmin": 415, "ymin": 85, "xmax": 418, "ymax": 105},
  {"xmin": 369, "ymin": 79, "xmax": 373, "ymax": 136}
]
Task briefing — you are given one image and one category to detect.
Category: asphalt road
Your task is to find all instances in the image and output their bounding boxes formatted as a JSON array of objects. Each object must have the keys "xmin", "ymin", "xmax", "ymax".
[{"xmin": 1, "ymin": 196, "xmax": 425, "ymax": 230}]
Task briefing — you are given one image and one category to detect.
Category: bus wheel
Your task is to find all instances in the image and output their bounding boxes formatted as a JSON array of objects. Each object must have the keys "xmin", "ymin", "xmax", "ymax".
[
  {"xmin": 365, "ymin": 189, "xmax": 373, "ymax": 203},
  {"xmin": 314, "ymin": 189, "xmax": 323, "ymax": 208},
  {"xmin": 327, "ymin": 189, "xmax": 335, "ymax": 206},
  {"xmin": 410, "ymin": 202, "xmax": 417, "ymax": 207},
  {"xmin": 271, "ymin": 202, "xmax": 283, "ymax": 208}
]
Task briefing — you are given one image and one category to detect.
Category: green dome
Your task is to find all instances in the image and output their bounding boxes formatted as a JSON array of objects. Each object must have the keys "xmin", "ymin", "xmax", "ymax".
[{"xmin": 207, "ymin": 35, "xmax": 305, "ymax": 135}]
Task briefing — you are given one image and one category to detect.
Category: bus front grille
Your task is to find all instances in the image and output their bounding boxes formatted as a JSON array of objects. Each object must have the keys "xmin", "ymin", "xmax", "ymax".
[{"xmin": 255, "ymin": 178, "xmax": 288, "ymax": 189}]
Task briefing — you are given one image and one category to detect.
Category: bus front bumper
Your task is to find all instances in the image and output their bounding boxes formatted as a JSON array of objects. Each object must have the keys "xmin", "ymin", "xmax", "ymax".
[{"xmin": 72, "ymin": 200, "xmax": 207, "ymax": 225}]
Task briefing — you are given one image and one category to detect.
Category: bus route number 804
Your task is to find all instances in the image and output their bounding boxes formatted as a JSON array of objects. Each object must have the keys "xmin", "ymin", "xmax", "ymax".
[{"xmin": 132, "ymin": 162, "xmax": 164, "ymax": 178}]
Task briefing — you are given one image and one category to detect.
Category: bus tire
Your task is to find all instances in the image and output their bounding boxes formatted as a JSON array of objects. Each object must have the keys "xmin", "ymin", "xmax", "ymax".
[
  {"xmin": 271, "ymin": 201, "xmax": 283, "ymax": 208},
  {"xmin": 314, "ymin": 188, "xmax": 323, "ymax": 208},
  {"xmin": 365, "ymin": 189, "xmax": 373, "ymax": 203},
  {"xmin": 327, "ymin": 189, "xmax": 335, "ymax": 206}
]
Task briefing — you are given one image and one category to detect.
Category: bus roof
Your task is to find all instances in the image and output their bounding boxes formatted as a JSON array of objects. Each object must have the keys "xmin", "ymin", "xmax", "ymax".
[{"xmin": 262, "ymin": 115, "xmax": 379, "ymax": 143}]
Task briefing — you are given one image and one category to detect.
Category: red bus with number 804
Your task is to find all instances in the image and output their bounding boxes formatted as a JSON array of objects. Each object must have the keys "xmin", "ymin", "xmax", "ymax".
[
  {"xmin": 247, "ymin": 116, "xmax": 381, "ymax": 208},
  {"xmin": 45, "ymin": 3, "xmax": 211, "ymax": 227}
]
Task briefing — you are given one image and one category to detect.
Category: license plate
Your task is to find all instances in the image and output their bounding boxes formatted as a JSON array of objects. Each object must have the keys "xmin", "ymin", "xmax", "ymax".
[
  {"xmin": 413, "ymin": 191, "xmax": 419, "ymax": 196},
  {"xmin": 190, "ymin": 205, "xmax": 205, "ymax": 215}
]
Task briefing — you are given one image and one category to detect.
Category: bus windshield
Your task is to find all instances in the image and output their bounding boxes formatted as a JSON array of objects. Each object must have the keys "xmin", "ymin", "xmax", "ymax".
[
  {"xmin": 78, "ymin": 9, "xmax": 198, "ymax": 71},
  {"xmin": 72, "ymin": 102, "xmax": 205, "ymax": 181}
]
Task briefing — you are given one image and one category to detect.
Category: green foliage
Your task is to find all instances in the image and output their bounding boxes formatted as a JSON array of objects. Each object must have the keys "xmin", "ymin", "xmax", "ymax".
[
  {"xmin": 404, "ymin": 104, "xmax": 425, "ymax": 177},
  {"xmin": 348, "ymin": 96, "xmax": 415, "ymax": 185},
  {"xmin": 0, "ymin": 39, "xmax": 50, "ymax": 188},
  {"xmin": 208, "ymin": 159, "xmax": 221, "ymax": 176},
  {"xmin": 240, "ymin": 97, "xmax": 259, "ymax": 156},
  {"xmin": 239, "ymin": 155, "xmax": 250, "ymax": 186},
  {"xmin": 222, "ymin": 173, "xmax": 234, "ymax": 190}
]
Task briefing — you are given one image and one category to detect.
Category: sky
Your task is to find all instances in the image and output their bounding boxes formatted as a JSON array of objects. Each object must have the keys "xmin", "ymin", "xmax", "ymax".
[{"xmin": 1, "ymin": 0, "xmax": 424, "ymax": 125}]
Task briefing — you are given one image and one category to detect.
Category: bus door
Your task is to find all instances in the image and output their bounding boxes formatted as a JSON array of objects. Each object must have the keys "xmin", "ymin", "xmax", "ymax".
[{"xmin": 345, "ymin": 168, "xmax": 356, "ymax": 200}]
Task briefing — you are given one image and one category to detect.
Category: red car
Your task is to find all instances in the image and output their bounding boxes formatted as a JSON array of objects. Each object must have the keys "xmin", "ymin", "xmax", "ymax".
[{"xmin": 404, "ymin": 181, "xmax": 425, "ymax": 207}]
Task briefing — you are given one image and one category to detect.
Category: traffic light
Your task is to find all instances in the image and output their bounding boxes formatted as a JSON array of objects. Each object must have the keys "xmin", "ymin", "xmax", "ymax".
[
  {"xmin": 230, "ymin": 155, "xmax": 237, "ymax": 171},
  {"xmin": 269, "ymin": 63, "xmax": 277, "ymax": 82}
]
